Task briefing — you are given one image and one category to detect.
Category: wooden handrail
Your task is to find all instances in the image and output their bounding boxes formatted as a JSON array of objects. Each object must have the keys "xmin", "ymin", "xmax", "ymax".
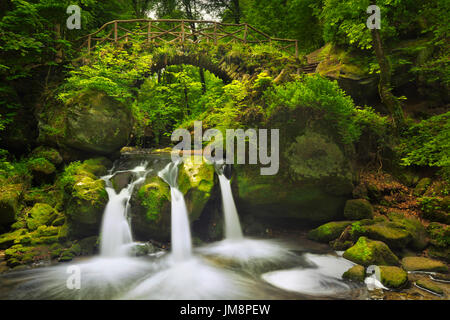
[{"xmin": 80, "ymin": 19, "xmax": 300, "ymax": 59}]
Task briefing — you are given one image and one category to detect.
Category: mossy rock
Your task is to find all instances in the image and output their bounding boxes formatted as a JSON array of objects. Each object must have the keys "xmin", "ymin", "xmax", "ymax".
[
  {"xmin": 0, "ymin": 229, "xmax": 27, "ymax": 250},
  {"xmin": 401, "ymin": 257, "xmax": 448, "ymax": 273},
  {"xmin": 427, "ymin": 246, "xmax": 450, "ymax": 263},
  {"xmin": 26, "ymin": 203, "xmax": 58, "ymax": 231},
  {"xmin": 58, "ymin": 249, "xmax": 74, "ymax": 262},
  {"xmin": 79, "ymin": 236, "xmax": 98, "ymax": 255},
  {"xmin": 4, "ymin": 244, "xmax": 51, "ymax": 267},
  {"xmin": 0, "ymin": 184, "xmax": 23, "ymax": 227},
  {"xmin": 344, "ymin": 199, "xmax": 374, "ymax": 220},
  {"xmin": 378, "ymin": 266, "xmax": 408, "ymax": 289},
  {"xmin": 31, "ymin": 146, "xmax": 63, "ymax": 165},
  {"xmin": 414, "ymin": 178, "xmax": 432, "ymax": 197},
  {"xmin": 307, "ymin": 221, "xmax": 353, "ymax": 243},
  {"xmin": 342, "ymin": 265, "xmax": 366, "ymax": 282},
  {"xmin": 427, "ymin": 222, "xmax": 450, "ymax": 248},
  {"xmin": 111, "ymin": 171, "xmax": 133, "ymax": 193},
  {"xmin": 41, "ymin": 89, "xmax": 134, "ymax": 156},
  {"xmin": 416, "ymin": 278, "xmax": 444, "ymax": 295},
  {"xmin": 178, "ymin": 156, "xmax": 215, "ymax": 219},
  {"xmin": 65, "ymin": 172, "xmax": 108, "ymax": 238},
  {"xmin": 343, "ymin": 237, "xmax": 400, "ymax": 267},
  {"xmin": 28, "ymin": 158, "xmax": 56, "ymax": 185},
  {"xmin": 130, "ymin": 157, "xmax": 216, "ymax": 242}
]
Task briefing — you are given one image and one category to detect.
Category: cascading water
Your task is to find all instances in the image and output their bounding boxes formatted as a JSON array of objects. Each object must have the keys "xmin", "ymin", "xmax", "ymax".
[
  {"xmin": 158, "ymin": 161, "xmax": 192, "ymax": 261},
  {"xmin": 217, "ymin": 173, "xmax": 244, "ymax": 240},
  {"xmin": 100, "ymin": 163, "xmax": 149, "ymax": 257}
]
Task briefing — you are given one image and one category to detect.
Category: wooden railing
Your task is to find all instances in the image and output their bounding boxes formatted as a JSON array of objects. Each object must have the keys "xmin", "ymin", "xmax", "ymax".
[{"xmin": 79, "ymin": 19, "xmax": 299, "ymax": 58}]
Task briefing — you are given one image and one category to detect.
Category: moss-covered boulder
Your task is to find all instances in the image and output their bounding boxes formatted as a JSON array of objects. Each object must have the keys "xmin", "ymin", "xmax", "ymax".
[
  {"xmin": 236, "ymin": 132, "xmax": 354, "ymax": 224},
  {"xmin": 0, "ymin": 229, "xmax": 27, "ymax": 249},
  {"xmin": 307, "ymin": 221, "xmax": 353, "ymax": 243},
  {"xmin": 59, "ymin": 159, "xmax": 110, "ymax": 238},
  {"xmin": 401, "ymin": 257, "xmax": 448, "ymax": 273},
  {"xmin": 0, "ymin": 184, "xmax": 23, "ymax": 227},
  {"xmin": 342, "ymin": 265, "xmax": 366, "ymax": 282},
  {"xmin": 31, "ymin": 146, "xmax": 63, "ymax": 166},
  {"xmin": 27, "ymin": 158, "xmax": 56, "ymax": 185},
  {"xmin": 350, "ymin": 213, "xmax": 428, "ymax": 250},
  {"xmin": 38, "ymin": 90, "xmax": 133, "ymax": 156},
  {"xmin": 343, "ymin": 237, "xmax": 400, "ymax": 266},
  {"xmin": 378, "ymin": 266, "xmax": 408, "ymax": 289},
  {"xmin": 130, "ymin": 157, "xmax": 215, "ymax": 241},
  {"xmin": 427, "ymin": 222, "xmax": 450, "ymax": 262},
  {"xmin": 4, "ymin": 244, "xmax": 52, "ymax": 267},
  {"xmin": 344, "ymin": 199, "xmax": 374, "ymax": 220},
  {"xmin": 416, "ymin": 278, "xmax": 444, "ymax": 295},
  {"xmin": 414, "ymin": 178, "xmax": 432, "ymax": 196},
  {"xmin": 26, "ymin": 203, "xmax": 58, "ymax": 231}
]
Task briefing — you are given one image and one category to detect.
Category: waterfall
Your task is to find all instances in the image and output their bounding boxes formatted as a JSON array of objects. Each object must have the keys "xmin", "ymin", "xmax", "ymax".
[
  {"xmin": 99, "ymin": 163, "xmax": 148, "ymax": 257},
  {"xmin": 158, "ymin": 162, "xmax": 192, "ymax": 261},
  {"xmin": 218, "ymin": 174, "xmax": 244, "ymax": 240}
]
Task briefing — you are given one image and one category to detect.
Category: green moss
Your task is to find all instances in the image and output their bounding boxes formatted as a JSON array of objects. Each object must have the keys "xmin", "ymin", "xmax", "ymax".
[
  {"xmin": 343, "ymin": 237, "xmax": 400, "ymax": 267},
  {"xmin": 307, "ymin": 221, "xmax": 352, "ymax": 243},
  {"xmin": 416, "ymin": 278, "xmax": 444, "ymax": 295},
  {"xmin": 27, "ymin": 158, "xmax": 56, "ymax": 175},
  {"xmin": 401, "ymin": 257, "xmax": 448, "ymax": 273},
  {"xmin": 344, "ymin": 199, "xmax": 374, "ymax": 220},
  {"xmin": 342, "ymin": 265, "xmax": 366, "ymax": 282},
  {"xmin": 0, "ymin": 229, "xmax": 27, "ymax": 249},
  {"xmin": 26, "ymin": 203, "xmax": 58, "ymax": 231},
  {"xmin": 414, "ymin": 178, "xmax": 432, "ymax": 196},
  {"xmin": 427, "ymin": 222, "xmax": 450, "ymax": 248},
  {"xmin": 31, "ymin": 147, "xmax": 63, "ymax": 165},
  {"xmin": 419, "ymin": 196, "xmax": 450, "ymax": 224},
  {"xmin": 0, "ymin": 183, "xmax": 23, "ymax": 225},
  {"xmin": 138, "ymin": 176, "xmax": 170, "ymax": 222},
  {"xmin": 378, "ymin": 266, "xmax": 408, "ymax": 289},
  {"xmin": 4, "ymin": 244, "xmax": 51, "ymax": 267}
]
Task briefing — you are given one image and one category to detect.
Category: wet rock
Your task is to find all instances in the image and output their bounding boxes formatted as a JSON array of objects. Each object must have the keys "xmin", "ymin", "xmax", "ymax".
[
  {"xmin": 26, "ymin": 203, "xmax": 58, "ymax": 231},
  {"xmin": 416, "ymin": 278, "xmax": 444, "ymax": 295},
  {"xmin": 402, "ymin": 257, "xmax": 448, "ymax": 273},
  {"xmin": 343, "ymin": 237, "xmax": 400, "ymax": 267},
  {"xmin": 307, "ymin": 221, "xmax": 353, "ymax": 243},
  {"xmin": 342, "ymin": 265, "xmax": 366, "ymax": 282},
  {"xmin": 30, "ymin": 146, "xmax": 63, "ymax": 166},
  {"xmin": 111, "ymin": 171, "xmax": 133, "ymax": 193},
  {"xmin": 28, "ymin": 158, "xmax": 56, "ymax": 185},
  {"xmin": 344, "ymin": 199, "xmax": 374, "ymax": 220},
  {"xmin": 378, "ymin": 266, "xmax": 408, "ymax": 289}
]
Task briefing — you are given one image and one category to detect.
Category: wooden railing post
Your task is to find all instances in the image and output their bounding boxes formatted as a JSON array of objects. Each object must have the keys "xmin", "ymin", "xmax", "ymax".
[
  {"xmin": 214, "ymin": 22, "xmax": 218, "ymax": 45},
  {"xmin": 244, "ymin": 24, "xmax": 248, "ymax": 43},
  {"xmin": 148, "ymin": 21, "xmax": 152, "ymax": 43},
  {"xmin": 114, "ymin": 21, "xmax": 118, "ymax": 43},
  {"xmin": 181, "ymin": 21, "xmax": 185, "ymax": 43}
]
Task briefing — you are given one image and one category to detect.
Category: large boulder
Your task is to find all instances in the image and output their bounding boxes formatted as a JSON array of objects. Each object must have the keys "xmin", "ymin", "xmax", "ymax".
[
  {"xmin": 344, "ymin": 199, "xmax": 374, "ymax": 220},
  {"xmin": 378, "ymin": 266, "xmax": 408, "ymax": 289},
  {"xmin": 38, "ymin": 90, "xmax": 133, "ymax": 157},
  {"xmin": 343, "ymin": 237, "xmax": 400, "ymax": 267},
  {"xmin": 342, "ymin": 265, "xmax": 366, "ymax": 282},
  {"xmin": 0, "ymin": 184, "xmax": 23, "ymax": 228},
  {"xmin": 401, "ymin": 257, "xmax": 448, "ymax": 273},
  {"xmin": 236, "ymin": 131, "xmax": 354, "ymax": 224},
  {"xmin": 61, "ymin": 158, "xmax": 111, "ymax": 238},
  {"xmin": 130, "ymin": 156, "xmax": 215, "ymax": 241},
  {"xmin": 307, "ymin": 221, "xmax": 353, "ymax": 243}
]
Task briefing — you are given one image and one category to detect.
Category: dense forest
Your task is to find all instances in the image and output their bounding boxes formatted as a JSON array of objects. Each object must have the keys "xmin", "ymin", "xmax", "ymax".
[{"xmin": 0, "ymin": 0, "xmax": 448, "ymax": 300}]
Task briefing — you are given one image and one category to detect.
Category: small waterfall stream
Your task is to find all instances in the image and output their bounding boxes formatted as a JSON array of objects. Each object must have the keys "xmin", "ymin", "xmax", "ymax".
[
  {"xmin": 217, "ymin": 174, "xmax": 244, "ymax": 240},
  {"xmin": 99, "ymin": 163, "xmax": 149, "ymax": 257},
  {"xmin": 158, "ymin": 162, "xmax": 192, "ymax": 261}
]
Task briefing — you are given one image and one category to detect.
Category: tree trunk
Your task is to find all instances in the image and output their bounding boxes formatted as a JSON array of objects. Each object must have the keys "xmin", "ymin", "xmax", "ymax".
[{"xmin": 371, "ymin": 29, "xmax": 405, "ymax": 129}]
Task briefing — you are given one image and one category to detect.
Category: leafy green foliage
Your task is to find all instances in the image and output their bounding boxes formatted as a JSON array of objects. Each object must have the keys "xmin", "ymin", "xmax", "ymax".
[
  {"xmin": 398, "ymin": 112, "xmax": 450, "ymax": 179},
  {"xmin": 264, "ymin": 75, "xmax": 361, "ymax": 144}
]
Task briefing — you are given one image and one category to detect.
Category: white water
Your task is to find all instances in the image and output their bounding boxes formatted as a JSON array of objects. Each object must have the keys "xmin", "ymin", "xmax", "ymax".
[
  {"xmin": 218, "ymin": 174, "xmax": 244, "ymax": 240},
  {"xmin": 158, "ymin": 162, "xmax": 192, "ymax": 261},
  {"xmin": 100, "ymin": 163, "xmax": 148, "ymax": 257}
]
